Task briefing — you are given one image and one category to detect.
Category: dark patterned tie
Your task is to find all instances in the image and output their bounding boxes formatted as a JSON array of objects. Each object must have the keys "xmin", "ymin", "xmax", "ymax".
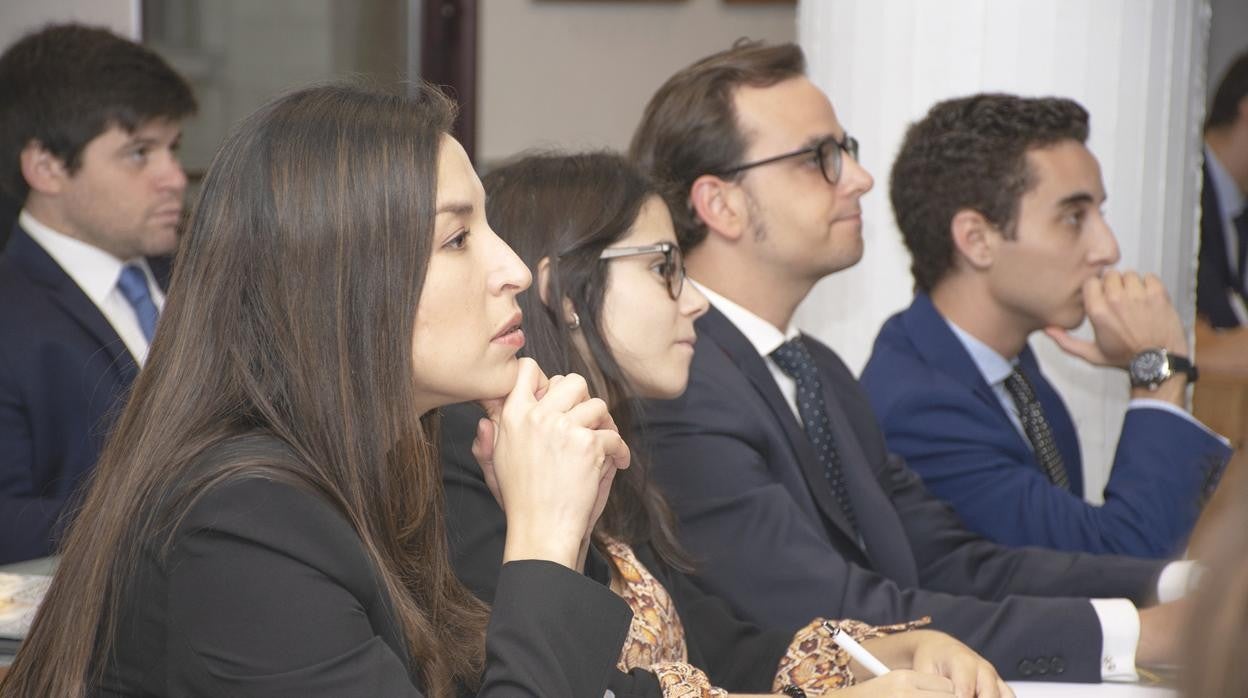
[
  {"xmin": 117, "ymin": 264, "xmax": 159, "ymax": 342},
  {"xmin": 1003, "ymin": 366, "xmax": 1070, "ymax": 489},
  {"xmin": 771, "ymin": 337, "xmax": 859, "ymax": 533}
]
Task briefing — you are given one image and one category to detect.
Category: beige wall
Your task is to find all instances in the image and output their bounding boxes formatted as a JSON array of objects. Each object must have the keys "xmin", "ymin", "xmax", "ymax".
[
  {"xmin": 478, "ymin": 0, "xmax": 796, "ymax": 167},
  {"xmin": 0, "ymin": 0, "xmax": 137, "ymax": 51}
]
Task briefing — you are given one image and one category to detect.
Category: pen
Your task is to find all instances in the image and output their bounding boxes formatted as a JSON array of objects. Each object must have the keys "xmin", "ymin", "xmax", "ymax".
[{"xmin": 824, "ymin": 621, "xmax": 891, "ymax": 677}]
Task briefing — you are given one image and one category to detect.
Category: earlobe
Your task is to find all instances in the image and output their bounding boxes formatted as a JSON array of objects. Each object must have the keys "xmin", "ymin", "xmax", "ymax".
[
  {"xmin": 689, "ymin": 174, "xmax": 744, "ymax": 243},
  {"xmin": 19, "ymin": 141, "xmax": 67, "ymax": 195},
  {"xmin": 950, "ymin": 209, "xmax": 995, "ymax": 270}
]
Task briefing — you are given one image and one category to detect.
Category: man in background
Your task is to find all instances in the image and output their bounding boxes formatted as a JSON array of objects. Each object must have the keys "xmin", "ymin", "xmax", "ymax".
[
  {"xmin": 0, "ymin": 23, "xmax": 196, "ymax": 562},
  {"xmin": 1197, "ymin": 50, "xmax": 1248, "ymax": 330}
]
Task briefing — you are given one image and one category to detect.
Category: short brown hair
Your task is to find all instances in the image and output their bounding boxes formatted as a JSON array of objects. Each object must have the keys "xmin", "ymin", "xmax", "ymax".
[
  {"xmin": 629, "ymin": 40, "xmax": 805, "ymax": 252},
  {"xmin": 0, "ymin": 23, "xmax": 196, "ymax": 202},
  {"xmin": 890, "ymin": 93, "xmax": 1089, "ymax": 293}
]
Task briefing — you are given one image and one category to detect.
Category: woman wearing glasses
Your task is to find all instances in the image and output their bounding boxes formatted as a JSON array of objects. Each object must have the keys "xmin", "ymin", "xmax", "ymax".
[
  {"xmin": 441, "ymin": 152, "xmax": 1012, "ymax": 698},
  {"xmin": 1, "ymin": 86, "xmax": 634, "ymax": 697}
]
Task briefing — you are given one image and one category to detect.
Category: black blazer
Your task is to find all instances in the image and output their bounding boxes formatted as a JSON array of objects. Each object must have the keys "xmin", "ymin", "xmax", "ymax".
[
  {"xmin": 639, "ymin": 306, "xmax": 1165, "ymax": 683},
  {"xmin": 1197, "ymin": 161, "xmax": 1246, "ymax": 328},
  {"xmin": 95, "ymin": 434, "xmax": 632, "ymax": 697},
  {"xmin": 0, "ymin": 225, "xmax": 171, "ymax": 563},
  {"xmin": 440, "ymin": 403, "xmax": 792, "ymax": 697}
]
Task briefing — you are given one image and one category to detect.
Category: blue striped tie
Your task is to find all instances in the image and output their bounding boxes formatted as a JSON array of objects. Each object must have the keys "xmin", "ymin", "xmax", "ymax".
[{"xmin": 117, "ymin": 264, "xmax": 159, "ymax": 343}]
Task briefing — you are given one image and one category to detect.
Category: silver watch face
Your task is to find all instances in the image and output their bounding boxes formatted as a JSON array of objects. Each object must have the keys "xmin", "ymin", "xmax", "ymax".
[{"xmin": 1130, "ymin": 349, "xmax": 1168, "ymax": 385}]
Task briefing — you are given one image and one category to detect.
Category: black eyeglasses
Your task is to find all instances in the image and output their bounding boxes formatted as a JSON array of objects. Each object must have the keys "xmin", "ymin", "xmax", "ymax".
[
  {"xmin": 599, "ymin": 241, "xmax": 686, "ymax": 300},
  {"xmin": 717, "ymin": 133, "xmax": 859, "ymax": 185}
]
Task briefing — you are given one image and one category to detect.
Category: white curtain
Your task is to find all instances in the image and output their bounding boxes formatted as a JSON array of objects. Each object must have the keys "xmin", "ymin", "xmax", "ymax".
[{"xmin": 796, "ymin": 0, "xmax": 1211, "ymax": 499}]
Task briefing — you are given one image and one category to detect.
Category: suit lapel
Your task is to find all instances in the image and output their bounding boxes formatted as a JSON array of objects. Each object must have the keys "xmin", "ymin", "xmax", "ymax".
[
  {"xmin": 7, "ymin": 227, "xmax": 138, "ymax": 377},
  {"xmin": 698, "ymin": 307, "xmax": 862, "ymax": 549},
  {"xmin": 804, "ymin": 336, "xmax": 919, "ymax": 584}
]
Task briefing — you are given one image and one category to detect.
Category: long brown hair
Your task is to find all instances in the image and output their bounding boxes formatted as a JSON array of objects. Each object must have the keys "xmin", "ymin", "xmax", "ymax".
[
  {"xmin": 1182, "ymin": 465, "xmax": 1248, "ymax": 698},
  {"xmin": 482, "ymin": 151, "xmax": 692, "ymax": 572},
  {"xmin": 1, "ymin": 83, "xmax": 487, "ymax": 697}
]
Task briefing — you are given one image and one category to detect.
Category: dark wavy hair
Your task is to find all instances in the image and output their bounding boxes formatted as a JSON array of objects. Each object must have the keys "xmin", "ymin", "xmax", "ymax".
[
  {"xmin": 0, "ymin": 23, "xmax": 196, "ymax": 202},
  {"xmin": 889, "ymin": 93, "xmax": 1090, "ymax": 293},
  {"xmin": 483, "ymin": 151, "xmax": 692, "ymax": 572},
  {"xmin": 1, "ymin": 83, "xmax": 488, "ymax": 697},
  {"xmin": 629, "ymin": 39, "xmax": 805, "ymax": 253}
]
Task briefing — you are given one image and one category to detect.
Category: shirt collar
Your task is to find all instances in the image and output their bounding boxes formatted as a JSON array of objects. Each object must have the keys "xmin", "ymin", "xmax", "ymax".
[
  {"xmin": 1206, "ymin": 145, "xmax": 1245, "ymax": 218},
  {"xmin": 691, "ymin": 279, "xmax": 800, "ymax": 357},
  {"xmin": 19, "ymin": 209, "xmax": 146, "ymax": 306},
  {"xmin": 944, "ymin": 316, "xmax": 1017, "ymax": 386}
]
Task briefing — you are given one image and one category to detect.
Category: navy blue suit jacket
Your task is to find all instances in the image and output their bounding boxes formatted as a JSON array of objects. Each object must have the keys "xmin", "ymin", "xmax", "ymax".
[
  {"xmin": 641, "ymin": 305, "xmax": 1165, "ymax": 682},
  {"xmin": 1197, "ymin": 162, "xmax": 1245, "ymax": 328},
  {"xmin": 860, "ymin": 294, "xmax": 1228, "ymax": 559},
  {"xmin": 0, "ymin": 225, "xmax": 170, "ymax": 563}
]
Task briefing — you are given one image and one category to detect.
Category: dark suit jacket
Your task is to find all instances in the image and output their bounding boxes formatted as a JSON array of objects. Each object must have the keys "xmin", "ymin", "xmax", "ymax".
[
  {"xmin": 0, "ymin": 225, "xmax": 170, "ymax": 563},
  {"xmin": 96, "ymin": 433, "xmax": 632, "ymax": 697},
  {"xmin": 1197, "ymin": 161, "xmax": 1245, "ymax": 328},
  {"xmin": 640, "ymin": 305, "xmax": 1165, "ymax": 683},
  {"xmin": 860, "ymin": 294, "xmax": 1228, "ymax": 558},
  {"xmin": 439, "ymin": 403, "xmax": 791, "ymax": 697}
]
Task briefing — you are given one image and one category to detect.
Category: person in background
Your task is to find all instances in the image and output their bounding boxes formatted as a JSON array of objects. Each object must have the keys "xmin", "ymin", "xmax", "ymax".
[
  {"xmin": 1197, "ymin": 50, "xmax": 1248, "ymax": 331},
  {"xmin": 441, "ymin": 151, "xmax": 1011, "ymax": 698},
  {"xmin": 0, "ymin": 83, "xmax": 632, "ymax": 697},
  {"xmin": 861, "ymin": 93, "xmax": 1228, "ymax": 558},
  {"xmin": 0, "ymin": 24, "xmax": 196, "ymax": 563}
]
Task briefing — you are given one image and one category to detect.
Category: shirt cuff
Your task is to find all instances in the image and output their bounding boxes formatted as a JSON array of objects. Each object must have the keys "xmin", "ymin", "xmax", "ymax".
[
  {"xmin": 1156, "ymin": 559, "xmax": 1202, "ymax": 602},
  {"xmin": 1089, "ymin": 598, "xmax": 1140, "ymax": 681},
  {"xmin": 1127, "ymin": 399, "xmax": 1231, "ymax": 446}
]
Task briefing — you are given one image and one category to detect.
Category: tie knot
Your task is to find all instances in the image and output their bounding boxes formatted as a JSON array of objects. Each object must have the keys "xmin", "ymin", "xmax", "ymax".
[
  {"xmin": 117, "ymin": 264, "xmax": 152, "ymax": 306},
  {"xmin": 1002, "ymin": 366, "xmax": 1037, "ymax": 402},
  {"xmin": 770, "ymin": 336, "xmax": 815, "ymax": 380}
]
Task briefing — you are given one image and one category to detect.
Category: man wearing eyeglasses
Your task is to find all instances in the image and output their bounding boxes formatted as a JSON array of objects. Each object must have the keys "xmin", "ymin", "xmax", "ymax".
[{"xmin": 633, "ymin": 40, "xmax": 1190, "ymax": 684}]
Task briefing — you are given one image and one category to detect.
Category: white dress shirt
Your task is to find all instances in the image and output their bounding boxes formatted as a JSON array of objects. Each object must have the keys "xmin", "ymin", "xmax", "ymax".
[{"xmin": 20, "ymin": 210, "xmax": 165, "ymax": 365}]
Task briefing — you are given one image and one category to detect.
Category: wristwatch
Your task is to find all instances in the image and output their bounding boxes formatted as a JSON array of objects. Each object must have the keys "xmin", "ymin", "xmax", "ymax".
[{"xmin": 1128, "ymin": 348, "xmax": 1198, "ymax": 390}]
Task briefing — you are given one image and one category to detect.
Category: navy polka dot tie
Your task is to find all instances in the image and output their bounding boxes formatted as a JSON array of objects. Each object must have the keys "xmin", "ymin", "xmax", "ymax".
[
  {"xmin": 1003, "ymin": 366, "xmax": 1070, "ymax": 490},
  {"xmin": 771, "ymin": 337, "xmax": 858, "ymax": 533}
]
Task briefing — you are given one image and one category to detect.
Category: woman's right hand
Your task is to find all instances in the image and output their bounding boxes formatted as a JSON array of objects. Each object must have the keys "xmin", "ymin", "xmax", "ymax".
[{"xmin": 474, "ymin": 358, "xmax": 630, "ymax": 569}]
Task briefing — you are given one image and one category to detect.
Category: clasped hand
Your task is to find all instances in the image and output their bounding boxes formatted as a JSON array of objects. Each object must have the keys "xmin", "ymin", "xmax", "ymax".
[
  {"xmin": 1045, "ymin": 270, "xmax": 1188, "ymax": 368},
  {"xmin": 472, "ymin": 357, "xmax": 630, "ymax": 570}
]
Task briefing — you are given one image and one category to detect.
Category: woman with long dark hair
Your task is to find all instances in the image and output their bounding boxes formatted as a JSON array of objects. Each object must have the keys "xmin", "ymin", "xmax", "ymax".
[
  {"xmin": 0, "ymin": 86, "xmax": 633, "ymax": 697},
  {"xmin": 442, "ymin": 152, "xmax": 1012, "ymax": 698}
]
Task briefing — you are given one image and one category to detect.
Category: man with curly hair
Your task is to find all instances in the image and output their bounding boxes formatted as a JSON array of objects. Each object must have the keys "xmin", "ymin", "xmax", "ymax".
[{"xmin": 861, "ymin": 93, "xmax": 1228, "ymax": 559}]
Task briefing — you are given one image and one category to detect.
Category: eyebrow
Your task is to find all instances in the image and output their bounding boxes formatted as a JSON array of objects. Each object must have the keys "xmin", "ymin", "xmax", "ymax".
[
  {"xmin": 435, "ymin": 201, "xmax": 474, "ymax": 217},
  {"xmin": 1056, "ymin": 192, "xmax": 1099, "ymax": 208}
]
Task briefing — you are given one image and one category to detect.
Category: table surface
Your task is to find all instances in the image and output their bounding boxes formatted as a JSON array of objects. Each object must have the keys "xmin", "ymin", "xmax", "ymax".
[{"xmin": 1008, "ymin": 682, "xmax": 1175, "ymax": 697}]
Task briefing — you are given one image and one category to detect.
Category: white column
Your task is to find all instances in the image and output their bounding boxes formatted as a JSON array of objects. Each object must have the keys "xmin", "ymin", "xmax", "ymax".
[{"xmin": 797, "ymin": 0, "xmax": 1211, "ymax": 499}]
